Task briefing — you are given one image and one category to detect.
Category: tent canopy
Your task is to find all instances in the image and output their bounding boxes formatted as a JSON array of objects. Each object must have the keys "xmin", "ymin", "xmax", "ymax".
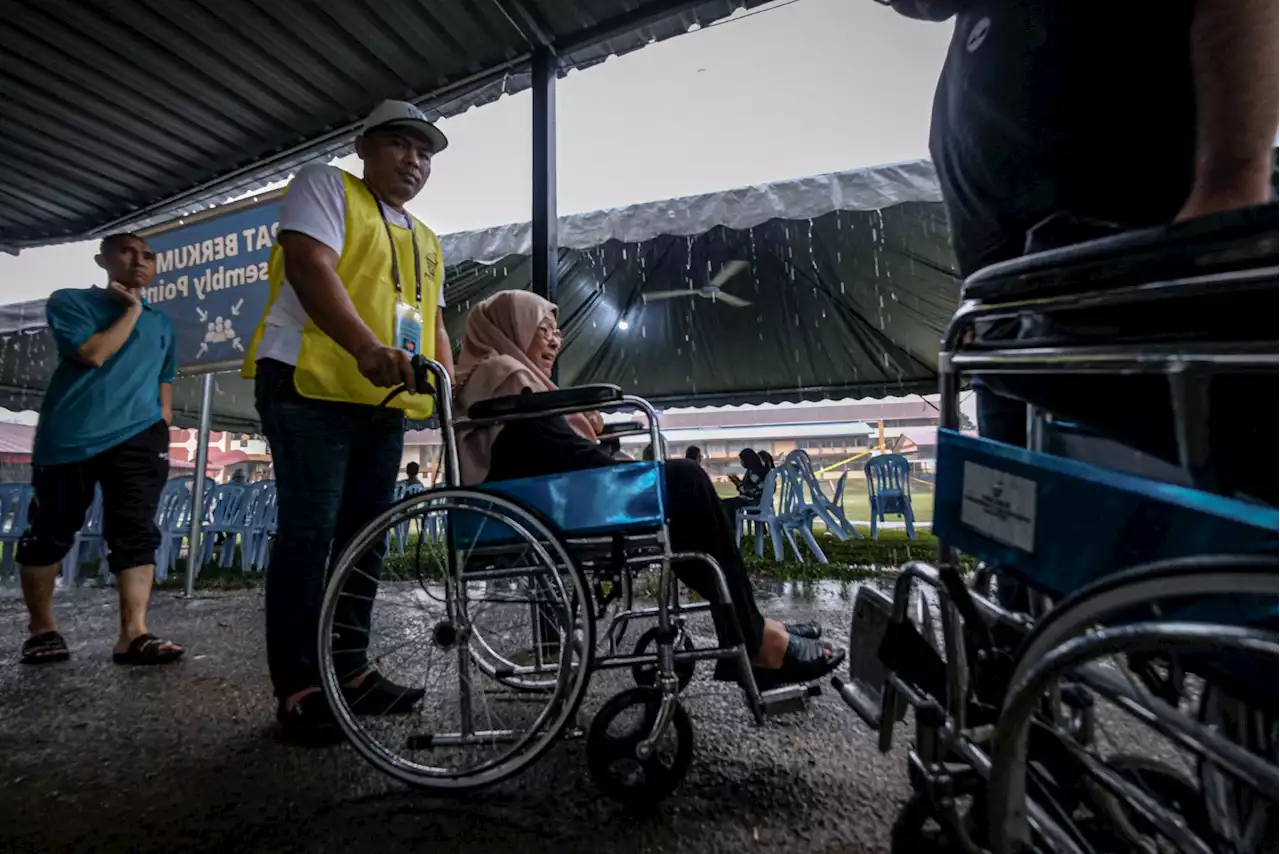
[
  {"xmin": 0, "ymin": 158, "xmax": 958, "ymax": 430},
  {"xmin": 0, "ymin": 0, "xmax": 767, "ymax": 253}
]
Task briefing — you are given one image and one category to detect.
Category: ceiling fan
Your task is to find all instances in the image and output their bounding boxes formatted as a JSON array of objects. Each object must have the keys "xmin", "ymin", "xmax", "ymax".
[{"xmin": 641, "ymin": 260, "xmax": 752, "ymax": 308}]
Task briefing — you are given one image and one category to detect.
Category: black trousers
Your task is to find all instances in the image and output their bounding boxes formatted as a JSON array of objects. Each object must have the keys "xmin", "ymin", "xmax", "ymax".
[
  {"xmin": 17, "ymin": 421, "xmax": 169, "ymax": 574},
  {"xmin": 255, "ymin": 360, "xmax": 405, "ymax": 699},
  {"xmin": 662, "ymin": 460, "xmax": 766, "ymax": 657}
]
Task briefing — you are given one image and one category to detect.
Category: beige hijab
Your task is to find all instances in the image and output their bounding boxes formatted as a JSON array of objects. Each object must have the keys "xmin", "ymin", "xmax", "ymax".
[{"xmin": 454, "ymin": 290, "xmax": 597, "ymax": 484}]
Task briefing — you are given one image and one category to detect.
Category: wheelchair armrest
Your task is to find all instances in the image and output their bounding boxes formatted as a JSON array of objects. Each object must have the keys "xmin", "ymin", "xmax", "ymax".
[
  {"xmin": 598, "ymin": 420, "xmax": 645, "ymax": 438},
  {"xmin": 468, "ymin": 384, "xmax": 624, "ymax": 420}
]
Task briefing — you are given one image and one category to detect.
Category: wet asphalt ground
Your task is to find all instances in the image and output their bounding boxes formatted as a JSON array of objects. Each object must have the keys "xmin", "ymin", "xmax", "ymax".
[{"xmin": 0, "ymin": 580, "xmax": 913, "ymax": 854}]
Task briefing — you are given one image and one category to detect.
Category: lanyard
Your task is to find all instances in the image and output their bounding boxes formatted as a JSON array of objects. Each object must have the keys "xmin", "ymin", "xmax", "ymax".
[{"xmin": 372, "ymin": 190, "xmax": 423, "ymax": 305}]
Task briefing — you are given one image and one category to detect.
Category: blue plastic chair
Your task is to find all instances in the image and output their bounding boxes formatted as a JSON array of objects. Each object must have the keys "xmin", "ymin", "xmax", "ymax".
[
  {"xmin": 783, "ymin": 449, "xmax": 860, "ymax": 540},
  {"xmin": 0, "ymin": 483, "xmax": 34, "ymax": 578},
  {"xmin": 391, "ymin": 481, "xmax": 427, "ymax": 554},
  {"xmin": 154, "ymin": 476, "xmax": 215, "ymax": 580},
  {"xmin": 244, "ymin": 482, "xmax": 277, "ymax": 571},
  {"xmin": 62, "ymin": 484, "xmax": 107, "ymax": 586},
  {"xmin": 201, "ymin": 483, "xmax": 252, "ymax": 567},
  {"xmin": 735, "ymin": 468, "xmax": 786, "ymax": 560},
  {"xmin": 776, "ymin": 462, "xmax": 829, "ymax": 563},
  {"xmin": 864, "ymin": 453, "xmax": 916, "ymax": 540}
]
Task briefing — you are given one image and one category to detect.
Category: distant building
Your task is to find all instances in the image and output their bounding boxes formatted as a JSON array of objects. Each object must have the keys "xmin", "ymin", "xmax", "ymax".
[
  {"xmin": 0, "ymin": 422, "xmax": 214, "ymax": 484},
  {"xmin": 168, "ymin": 429, "xmax": 268, "ymax": 483}
]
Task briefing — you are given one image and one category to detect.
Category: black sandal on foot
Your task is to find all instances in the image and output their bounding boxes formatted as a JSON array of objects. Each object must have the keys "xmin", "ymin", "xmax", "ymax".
[
  {"xmin": 786, "ymin": 621, "xmax": 822, "ymax": 640},
  {"xmin": 342, "ymin": 669, "xmax": 425, "ymax": 715},
  {"xmin": 112, "ymin": 633, "xmax": 185, "ymax": 666},
  {"xmin": 752, "ymin": 635, "xmax": 846, "ymax": 692},
  {"xmin": 21, "ymin": 631, "xmax": 70, "ymax": 665}
]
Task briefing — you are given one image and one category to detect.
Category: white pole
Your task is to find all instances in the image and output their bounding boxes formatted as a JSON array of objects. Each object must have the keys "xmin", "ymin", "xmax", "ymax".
[{"xmin": 184, "ymin": 373, "xmax": 215, "ymax": 597}]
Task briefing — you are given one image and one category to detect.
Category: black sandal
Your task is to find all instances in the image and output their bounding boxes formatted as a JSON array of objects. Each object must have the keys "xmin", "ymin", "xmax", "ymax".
[
  {"xmin": 752, "ymin": 635, "xmax": 846, "ymax": 692},
  {"xmin": 112, "ymin": 633, "xmax": 185, "ymax": 666},
  {"xmin": 786, "ymin": 621, "xmax": 822, "ymax": 640},
  {"xmin": 21, "ymin": 631, "xmax": 70, "ymax": 665}
]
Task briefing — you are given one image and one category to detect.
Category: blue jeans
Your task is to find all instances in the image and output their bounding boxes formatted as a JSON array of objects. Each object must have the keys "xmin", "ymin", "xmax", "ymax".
[{"xmin": 255, "ymin": 360, "xmax": 405, "ymax": 699}]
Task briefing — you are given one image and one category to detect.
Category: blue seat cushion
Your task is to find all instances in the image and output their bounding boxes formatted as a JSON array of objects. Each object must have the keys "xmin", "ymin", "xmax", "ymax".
[{"xmin": 454, "ymin": 461, "xmax": 667, "ymax": 547}]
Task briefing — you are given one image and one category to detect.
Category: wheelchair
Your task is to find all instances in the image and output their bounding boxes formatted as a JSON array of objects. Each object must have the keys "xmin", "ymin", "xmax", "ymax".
[
  {"xmin": 833, "ymin": 204, "xmax": 1279, "ymax": 853},
  {"xmin": 315, "ymin": 373, "xmax": 821, "ymax": 803}
]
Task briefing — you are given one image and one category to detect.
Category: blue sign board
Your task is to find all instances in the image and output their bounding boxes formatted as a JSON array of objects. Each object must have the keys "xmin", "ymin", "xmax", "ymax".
[{"xmin": 141, "ymin": 196, "xmax": 282, "ymax": 370}]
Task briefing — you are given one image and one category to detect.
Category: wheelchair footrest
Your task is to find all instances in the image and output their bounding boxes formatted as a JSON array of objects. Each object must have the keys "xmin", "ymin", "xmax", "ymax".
[
  {"xmin": 845, "ymin": 586, "xmax": 909, "ymax": 717},
  {"xmin": 759, "ymin": 683, "xmax": 821, "ymax": 717},
  {"xmin": 832, "ymin": 676, "xmax": 880, "ymax": 729}
]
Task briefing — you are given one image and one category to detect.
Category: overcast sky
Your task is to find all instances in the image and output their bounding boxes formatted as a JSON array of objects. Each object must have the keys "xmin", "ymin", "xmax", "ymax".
[{"xmin": 0, "ymin": 0, "xmax": 952, "ymax": 301}]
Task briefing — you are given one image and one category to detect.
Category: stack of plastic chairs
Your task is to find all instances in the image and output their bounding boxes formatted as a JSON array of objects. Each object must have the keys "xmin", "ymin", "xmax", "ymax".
[
  {"xmin": 200, "ymin": 483, "xmax": 250, "ymax": 567},
  {"xmin": 391, "ymin": 481, "xmax": 427, "ymax": 554},
  {"xmin": 0, "ymin": 483, "xmax": 34, "ymax": 580},
  {"xmin": 864, "ymin": 453, "xmax": 916, "ymax": 540},
  {"xmin": 61, "ymin": 484, "xmax": 107, "ymax": 586},
  {"xmin": 245, "ymin": 482, "xmax": 277, "ymax": 571},
  {"xmin": 783, "ymin": 449, "xmax": 860, "ymax": 540},
  {"xmin": 775, "ymin": 460, "xmax": 829, "ymax": 564},
  {"xmin": 154, "ymin": 476, "xmax": 215, "ymax": 580}
]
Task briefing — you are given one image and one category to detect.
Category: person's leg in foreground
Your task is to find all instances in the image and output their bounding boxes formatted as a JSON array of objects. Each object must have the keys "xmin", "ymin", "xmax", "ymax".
[
  {"xmin": 661, "ymin": 459, "xmax": 843, "ymax": 688},
  {"xmin": 257, "ymin": 361, "xmax": 426, "ymax": 745},
  {"xmin": 256, "ymin": 361, "xmax": 354, "ymax": 745},
  {"xmin": 327, "ymin": 407, "xmax": 425, "ymax": 714}
]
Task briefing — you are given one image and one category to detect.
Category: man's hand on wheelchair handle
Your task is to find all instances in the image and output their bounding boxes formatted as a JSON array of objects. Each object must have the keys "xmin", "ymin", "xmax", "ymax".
[{"xmin": 356, "ymin": 344, "xmax": 417, "ymax": 390}]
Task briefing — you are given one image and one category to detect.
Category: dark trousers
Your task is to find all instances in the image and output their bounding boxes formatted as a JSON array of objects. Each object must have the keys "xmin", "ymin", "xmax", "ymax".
[
  {"xmin": 663, "ymin": 460, "xmax": 766, "ymax": 658},
  {"xmin": 17, "ymin": 421, "xmax": 169, "ymax": 573},
  {"xmin": 254, "ymin": 360, "xmax": 405, "ymax": 699}
]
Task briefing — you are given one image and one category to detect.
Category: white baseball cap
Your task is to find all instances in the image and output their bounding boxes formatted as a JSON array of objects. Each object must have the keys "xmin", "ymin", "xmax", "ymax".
[{"xmin": 360, "ymin": 100, "xmax": 448, "ymax": 155}]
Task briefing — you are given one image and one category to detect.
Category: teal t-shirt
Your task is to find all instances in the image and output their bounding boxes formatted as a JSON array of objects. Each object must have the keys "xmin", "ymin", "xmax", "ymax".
[{"xmin": 33, "ymin": 287, "xmax": 177, "ymax": 467}]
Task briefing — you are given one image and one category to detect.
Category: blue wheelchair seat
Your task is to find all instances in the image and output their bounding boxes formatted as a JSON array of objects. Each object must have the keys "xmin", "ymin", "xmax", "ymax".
[
  {"xmin": 453, "ymin": 461, "xmax": 668, "ymax": 547},
  {"xmin": 933, "ymin": 429, "xmax": 1278, "ymax": 625}
]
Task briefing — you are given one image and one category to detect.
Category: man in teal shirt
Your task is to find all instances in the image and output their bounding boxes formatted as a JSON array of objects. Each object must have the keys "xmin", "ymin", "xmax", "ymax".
[{"xmin": 18, "ymin": 232, "xmax": 185, "ymax": 666}]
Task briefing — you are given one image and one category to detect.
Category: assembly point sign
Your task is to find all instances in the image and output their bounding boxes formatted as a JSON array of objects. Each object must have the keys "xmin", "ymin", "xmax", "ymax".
[{"xmin": 141, "ymin": 194, "xmax": 282, "ymax": 370}]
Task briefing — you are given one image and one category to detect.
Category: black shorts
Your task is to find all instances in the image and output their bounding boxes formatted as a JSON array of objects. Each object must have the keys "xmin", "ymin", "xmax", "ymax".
[{"xmin": 17, "ymin": 420, "xmax": 170, "ymax": 574}]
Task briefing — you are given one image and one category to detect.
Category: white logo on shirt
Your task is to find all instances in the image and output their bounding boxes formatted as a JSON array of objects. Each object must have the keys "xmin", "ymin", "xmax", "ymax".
[{"xmin": 967, "ymin": 17, "xmax": 991, "ymax": 53}]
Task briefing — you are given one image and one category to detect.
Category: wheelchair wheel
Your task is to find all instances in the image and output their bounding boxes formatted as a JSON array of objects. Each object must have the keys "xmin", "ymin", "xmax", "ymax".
[
  {"xmin": 630, "ymin": 626, "xmax": 695, "ymax": 692},
  {"xmin": 587, "ymin": 687, "xmax": 693, "ymax": 804},
  {"xmin": 986, "ymin": 558, "xmax": 1278, "ymax": 854},
  {"xmin": 1198, "ymin": 686, "xmax": 1278, "ymax": 854},
  {"xmin": 318, "ymin": 488, "xmax": 595, "ymax": 793},
  {"xmin": 890, "ymin": 792, "xmax": 960, "ymax": 854}
]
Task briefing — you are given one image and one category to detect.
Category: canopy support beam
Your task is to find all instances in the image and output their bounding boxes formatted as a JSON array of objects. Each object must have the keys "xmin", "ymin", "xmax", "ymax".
[{"xmin": 531, "ymin": 45, "xmax": 559, "ymax": 315}]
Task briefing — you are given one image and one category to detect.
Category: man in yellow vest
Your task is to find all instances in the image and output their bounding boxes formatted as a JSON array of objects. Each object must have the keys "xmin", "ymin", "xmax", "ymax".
[{"xmin": 242, "ymin": 100, "xmax": 453, "ymax": 746}]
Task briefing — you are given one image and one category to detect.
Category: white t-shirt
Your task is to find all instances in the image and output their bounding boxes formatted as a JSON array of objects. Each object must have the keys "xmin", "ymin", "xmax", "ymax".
[{"xmin": 257, "ymin": 164, "xmax": 445, "ymax": 366}]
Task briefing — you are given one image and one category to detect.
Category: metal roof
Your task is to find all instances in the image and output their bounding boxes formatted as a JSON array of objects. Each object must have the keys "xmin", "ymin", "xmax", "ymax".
[{"xmin": 0, "ymin": 0, "xmax": 766, "ymax": 253}]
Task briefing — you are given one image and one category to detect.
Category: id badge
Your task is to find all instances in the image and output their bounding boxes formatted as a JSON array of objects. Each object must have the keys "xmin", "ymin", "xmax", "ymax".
[{"xmin": 394, "ymin": 301, "xmax": 423, "ymax": 356}]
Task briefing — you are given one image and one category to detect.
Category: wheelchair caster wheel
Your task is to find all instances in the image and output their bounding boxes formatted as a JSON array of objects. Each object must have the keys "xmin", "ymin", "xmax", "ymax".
[
  {"xmin": 890, "ymin": 792, "xmax": 958, "ymax": 854},
  {"xmin": 587, "ymin": 687, "xmax": 693, "ymax": 804},
  {"xmin": 630, "ymin": 627, "xmax": 695, "ymax": 691}
]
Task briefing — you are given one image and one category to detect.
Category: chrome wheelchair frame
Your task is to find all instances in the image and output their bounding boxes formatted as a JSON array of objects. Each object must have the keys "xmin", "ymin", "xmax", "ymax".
[
  {"xmin": 316, "ymin": 369, "xmax": 818, "ymax": 803},
  {"xmin": 835, "ymin": 208, "xmax": 1279, "ymax": 853}
]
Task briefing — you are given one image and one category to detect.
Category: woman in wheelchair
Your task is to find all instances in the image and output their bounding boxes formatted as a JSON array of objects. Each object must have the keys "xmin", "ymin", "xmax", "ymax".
[{"xmin": 454, "ymin": 290, "xmax": 845, "ymax": 689}]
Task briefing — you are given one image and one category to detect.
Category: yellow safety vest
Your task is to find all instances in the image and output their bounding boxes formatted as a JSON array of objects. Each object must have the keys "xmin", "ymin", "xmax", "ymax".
[{"xmin": 242, "ymin": 170, "xmax": 442, "ymax": 420}]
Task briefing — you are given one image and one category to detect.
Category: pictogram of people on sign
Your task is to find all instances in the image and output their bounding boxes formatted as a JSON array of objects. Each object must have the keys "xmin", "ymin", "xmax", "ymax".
[{"xmin": 194, "ymin": 302, "xmax": 245, "ymax": 359}]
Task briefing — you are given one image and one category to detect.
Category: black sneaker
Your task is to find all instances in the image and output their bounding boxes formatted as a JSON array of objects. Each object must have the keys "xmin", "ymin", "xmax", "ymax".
[
  {"xmin": 342, "ymin": 670, "xmax": 425, "ymax": 716},
  {"xmin": 277, "ymin": 692, "xmax": 344, "ymax": 748}
]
